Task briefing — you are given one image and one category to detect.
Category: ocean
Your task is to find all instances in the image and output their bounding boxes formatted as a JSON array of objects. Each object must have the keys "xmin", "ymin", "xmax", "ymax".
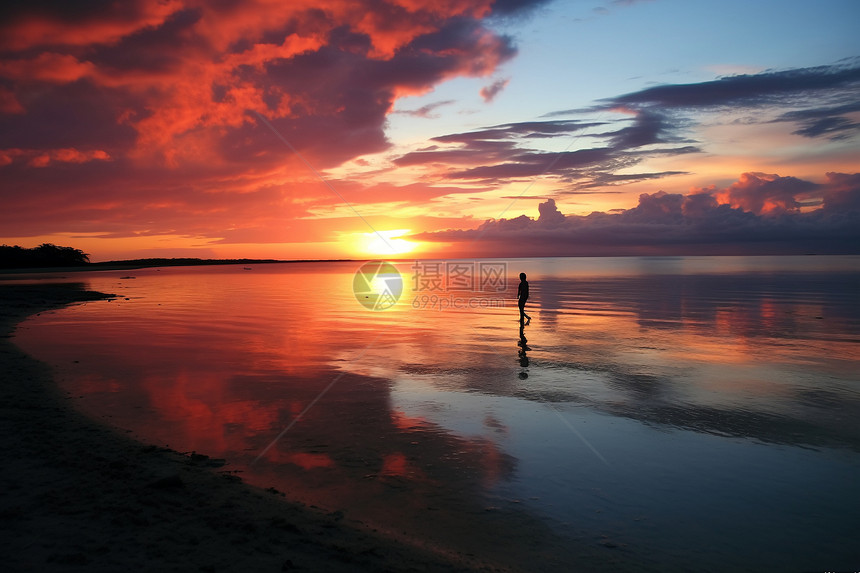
[{"xmin": 13, "ymin": 256, "xmax": 860, "ymax": 571}]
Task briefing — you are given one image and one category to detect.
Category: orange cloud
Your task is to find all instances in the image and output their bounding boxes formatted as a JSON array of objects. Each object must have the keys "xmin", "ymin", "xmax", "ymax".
[{"xmin": 708, "ymin": 172, "xmax": 815, "ymax": 216}]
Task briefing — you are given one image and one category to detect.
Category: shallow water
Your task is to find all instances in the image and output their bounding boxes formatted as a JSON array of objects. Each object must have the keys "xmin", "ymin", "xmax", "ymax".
[{"xmin": 13, "ymin": 256, "xmax": 860, "ymax": 571}]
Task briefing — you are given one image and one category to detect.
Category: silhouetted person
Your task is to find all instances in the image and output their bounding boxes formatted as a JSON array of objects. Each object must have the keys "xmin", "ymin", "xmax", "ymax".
[{"xmin": 517, "ymin": 272, "xmax": 531, "ymax": 325}]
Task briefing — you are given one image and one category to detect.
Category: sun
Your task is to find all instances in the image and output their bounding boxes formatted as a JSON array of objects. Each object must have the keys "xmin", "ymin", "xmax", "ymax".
[{"xmin": 359, "ymin": 229, "xmax": 417, "ymax": 256}]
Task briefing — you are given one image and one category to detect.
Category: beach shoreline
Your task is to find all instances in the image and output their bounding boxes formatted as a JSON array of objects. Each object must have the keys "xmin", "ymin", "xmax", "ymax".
[{"xmin": 0, "ymin": 283, "xmax": 507, "ymax": 572}]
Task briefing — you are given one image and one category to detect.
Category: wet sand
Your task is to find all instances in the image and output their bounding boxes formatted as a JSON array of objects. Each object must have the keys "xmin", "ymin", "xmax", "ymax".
[{"xmin": 0, "ymin": 284, "xmax": 511, "ymax": 572}]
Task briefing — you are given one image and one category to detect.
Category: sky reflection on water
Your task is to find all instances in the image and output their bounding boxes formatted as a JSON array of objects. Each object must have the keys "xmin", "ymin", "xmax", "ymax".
[{"xmin": 14, "ymin": 256, "xmax": 860, "ymax": 571}]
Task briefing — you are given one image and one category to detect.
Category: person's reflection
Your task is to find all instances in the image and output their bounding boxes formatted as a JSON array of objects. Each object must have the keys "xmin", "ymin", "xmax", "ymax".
[{"xmin": 517, "ymin": 322, "xmax": 530, "ymax": 379}]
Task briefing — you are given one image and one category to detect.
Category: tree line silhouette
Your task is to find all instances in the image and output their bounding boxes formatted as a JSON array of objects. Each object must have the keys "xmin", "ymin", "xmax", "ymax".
[
  {"xmin": 0, "ymin": 244, "xmax": 90, "ymax": 268},
  {"xmin": 1, "ymin": 243, "xmax": 346, "ymax": 270}
]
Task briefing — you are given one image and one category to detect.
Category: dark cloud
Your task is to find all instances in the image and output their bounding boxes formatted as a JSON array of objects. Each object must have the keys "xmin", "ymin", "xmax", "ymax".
[
  {"xmin": 445, "ymin": 147, "xmax": 616, "ymax": 180},
  {"xmin": 394, "ymin": 99, "xmax": 456, "ymax": 118},
  {"xmin": 822, "ymin": 172, "xmax": 860, "ymax": 212},
  {"xmin": 0, "ymin": 1, "xmax": 184, "ymax": 50},
  {"xmin": 485, "ymin": 0, "xmax": 554, "ymax": 26},
  {"xmin": 490, "ymin": 0, "xmax": 554, "ymax": 15},
  {"xmin": 0, "ymin": 79, "xmax": 139, "ymax": 150},
  {"xmin": 605, "ymin": 64, "xmax": 860, "ymax": 109},
  {"xmin": 90, "ymin": 7, "xmax": 205, "ymax": 74},
  {"xmin": 394, "ymin": 139, "xmax": 517, "ymax": 167},
  {"xmin": 392, "ymin": 115, "xmax": 675, "ymax": 187},
  {"xmin": 603, "ymin": 109, "xmax": 679, "ymax": 148},
  {"xmin": 412, "ymin": 172, "xmax": 860, "ymax": 256},
  {"xmin": 598, "ymin": 62, "xmax": 860, "ymax": 143},
  {"xmin": 774, "ymin": 101, "xmax": 860, "ymax": 140},
  {"xmin": 393, "ymin": 110, "xmax": 695, "ymax": 189},
  {"xmin": 567, "ymin": 170, "xmax": 690, "ymax": 191},
  {"xmin": 432, "ymin": 119, "xmax": 604, "ymax": 143}
]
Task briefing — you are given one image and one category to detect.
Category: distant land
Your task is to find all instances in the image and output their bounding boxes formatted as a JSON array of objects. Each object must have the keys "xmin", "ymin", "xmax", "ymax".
[
  {"xmin": 0, "ymin": 243, "xmax": 354, "ymax": 273},
  {"xmin": 0, "ymin": 257, "xmax": 356, "ymax": 274},
  {"xmin": 88, "ymin": 257, "xmax": 353, "ymax": 268}
]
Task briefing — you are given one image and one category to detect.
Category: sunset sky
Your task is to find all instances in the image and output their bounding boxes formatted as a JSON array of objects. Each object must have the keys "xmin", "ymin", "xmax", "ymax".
[{"xmin": 1, "ymin": 0, "xmax": 858, "ymax": 261}]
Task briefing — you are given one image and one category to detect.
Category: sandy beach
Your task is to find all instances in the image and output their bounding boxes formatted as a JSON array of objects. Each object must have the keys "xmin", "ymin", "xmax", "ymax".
[{"xmin": 0, "ymin": 284, "xmax": 509, "ymax": 572}]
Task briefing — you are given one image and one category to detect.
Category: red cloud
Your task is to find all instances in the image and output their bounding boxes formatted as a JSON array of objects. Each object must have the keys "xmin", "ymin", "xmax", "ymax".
[
  {"xmin": 703, "ymin": 172, "xmax": 817, "ymax": 216},
  {"xmin": 0, "ymin": 0, "xmax": 528, "ymax": 248},
  {"xmin": 0, "ymin": 53, "xmax": 95, "ymax": 83},
  {"xmin": 1, "ymin": 1, "xmax": 520, "ymax": 169}
]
